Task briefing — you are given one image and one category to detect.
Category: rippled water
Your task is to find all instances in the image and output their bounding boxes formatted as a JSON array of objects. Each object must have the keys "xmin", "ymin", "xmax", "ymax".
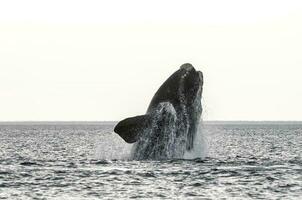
[{"xmin": 0, "ymin": 122, "xmax": 301, "ymax": 199}]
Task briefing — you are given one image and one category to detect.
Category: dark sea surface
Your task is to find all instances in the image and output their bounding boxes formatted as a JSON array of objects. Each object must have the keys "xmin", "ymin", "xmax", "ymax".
[{"xmin": 0, "ymin": 122, "xmax": 301, "ymax": 199}]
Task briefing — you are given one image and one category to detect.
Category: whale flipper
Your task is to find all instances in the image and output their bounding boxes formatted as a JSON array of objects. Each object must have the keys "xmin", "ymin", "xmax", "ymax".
[{"xmin": 114, "ymin": 114, "xmax": 152, "ymax": 143}]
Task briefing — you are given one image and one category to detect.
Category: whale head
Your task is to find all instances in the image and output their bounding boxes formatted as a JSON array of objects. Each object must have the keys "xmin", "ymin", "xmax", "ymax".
[
  {"xmin": 179, "ymin": 63, "xmax": 203, "ymax": 106},
  {"xmin": 171, "ymin": 63, "xmax": 203, "ymax": 150},
  {"xmin": 145, "ymin": 63, "xmax": 203, "ymax": 151},
  {"xmin": 147, "ymin": 63, "xmax": 203, "ymax": 111}
]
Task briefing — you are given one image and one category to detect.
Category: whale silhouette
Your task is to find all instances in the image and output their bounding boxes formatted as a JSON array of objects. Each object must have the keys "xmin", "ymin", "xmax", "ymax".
[{"xmin": 114, "ymin": 63, "xmax": 203, "ymax": 160}]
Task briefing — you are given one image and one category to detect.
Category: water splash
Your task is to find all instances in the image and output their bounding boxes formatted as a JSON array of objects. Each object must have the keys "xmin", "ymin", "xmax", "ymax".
[
  {"xmin": 94, "ymin": 119, "xmax": 208, "ymax": 161},
  {"xmin": 131, "ymin": 102, "xmax": 179, "ymax": 160},
  {"xmin": 184, "ymin": 120, "xmax": 208, "ymax": 159},
  {"xmin": 94, "ymin": 132, "xmax": 132, "ymax": 160},
  {"xmin": 130, "ymin": 102, "xmax": 208, "ymax": 160},
  {"xmin": 94, "ymin": 98, "xmax": 207, "ymax": 161}
]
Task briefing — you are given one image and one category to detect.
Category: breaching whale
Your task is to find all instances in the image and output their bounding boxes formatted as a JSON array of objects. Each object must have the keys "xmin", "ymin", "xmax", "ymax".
[{"xmin": 114, "ymin": 63, "xmax": 203, "ymax": 160}]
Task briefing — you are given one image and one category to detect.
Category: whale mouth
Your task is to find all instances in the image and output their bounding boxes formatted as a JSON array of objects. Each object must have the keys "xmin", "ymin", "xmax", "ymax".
[
  {"xmin": 179, "ymin": 64, "xmax": 203, "ymax": 87},
  {"xmin": 197, "ymin": 71, "xmax": 203, "ymax": 86}
]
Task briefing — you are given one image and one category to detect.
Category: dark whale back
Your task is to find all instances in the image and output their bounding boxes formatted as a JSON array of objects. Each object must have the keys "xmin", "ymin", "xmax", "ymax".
[{"xmin": 147, "ymin": 69, "xmax": 183, "ymax": 113}]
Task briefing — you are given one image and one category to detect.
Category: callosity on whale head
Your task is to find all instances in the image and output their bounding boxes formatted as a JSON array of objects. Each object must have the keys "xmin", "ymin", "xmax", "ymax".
[{"xmin": 114, "ymin": 63, "xmax": 203, "ymax": 160}]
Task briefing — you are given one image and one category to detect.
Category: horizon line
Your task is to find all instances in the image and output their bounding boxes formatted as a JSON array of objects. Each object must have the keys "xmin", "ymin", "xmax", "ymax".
[{"xmin": 1, "ymin": 120, "xmax": 302, "ymax": 123}]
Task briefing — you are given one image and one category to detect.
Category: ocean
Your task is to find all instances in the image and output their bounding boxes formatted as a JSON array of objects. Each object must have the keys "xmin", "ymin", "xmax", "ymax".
[{"xmin": 0, "ymin": 122, "xmax": 301, "ymax": 199}]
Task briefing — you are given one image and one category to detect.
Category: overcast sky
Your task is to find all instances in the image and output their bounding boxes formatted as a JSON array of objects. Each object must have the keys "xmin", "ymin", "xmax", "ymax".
[{"xmin": 0, "ymin": 0, "xmax": 302, "ymax": 121}]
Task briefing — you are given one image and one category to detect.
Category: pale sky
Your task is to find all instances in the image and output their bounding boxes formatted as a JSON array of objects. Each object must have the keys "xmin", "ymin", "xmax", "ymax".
[{"xmin": 0, "ymin": 0, "xmax": 302, "ymax": 121}]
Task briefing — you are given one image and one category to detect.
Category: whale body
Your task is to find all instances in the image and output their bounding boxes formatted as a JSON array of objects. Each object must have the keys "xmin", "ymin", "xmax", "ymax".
[{"xmin": 114, "ymin": 63, "xmax": 203, "ymax": 160}]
